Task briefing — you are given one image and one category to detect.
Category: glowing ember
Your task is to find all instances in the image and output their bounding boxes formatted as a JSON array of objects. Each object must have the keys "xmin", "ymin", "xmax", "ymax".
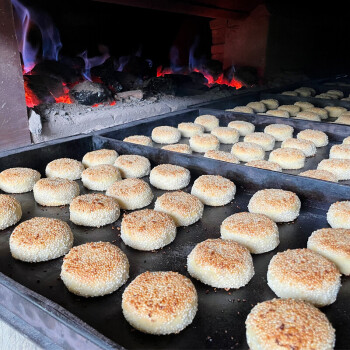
[
  {"xmin": 24, "ymin": 80, "xmax": 40, "ymax": 108},
  {"xmin": 110, "ymin": 101, "xmax": 116, "ymax": 106},
  {"xmin": 55, "ymin": 94, "xmax": 73, "ymax": 104}
]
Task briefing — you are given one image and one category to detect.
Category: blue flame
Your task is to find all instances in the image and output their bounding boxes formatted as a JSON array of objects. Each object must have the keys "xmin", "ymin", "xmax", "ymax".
[{"xmin": 78, "ymin": 46, "xmax": 110, "ymax": 81}]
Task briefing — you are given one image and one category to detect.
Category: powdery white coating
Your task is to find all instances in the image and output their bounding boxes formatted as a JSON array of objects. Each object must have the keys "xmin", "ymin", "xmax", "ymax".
[
  {"xmin": 265, "ymin": 110, "xmax": 290, "ymax": 118},
  {"xmin": 307, "ymin": 107, "xmax": 329, "ymax": 119},
  {"xmin": 294, "ymin": 101, "xmax": 314, "ymax": 111},
  {"xmin": 161, "ymin": 144, "xmax": 192, "ymax": 154},
  {"xmin": 295, "ymin": 111, "xmax": 321, "ymax": 122},
  {"xmin": 277, "ymin": 105, "xmax": 300, "ymax": 117},
  {"xmin": 264, "ymin": 124, "xmax": 294, "ymax": 141},
  {"xmin": 245, "ymin": 160, "xmax": 282, "ymax": 172},
  {"xmin": 154, "ymin": 191, "xmax": 203, "ymax": 226},
  {"xmin": 327, "ymin": 201, "xmax": 350, "ymax": 229},
  {"xmin": 194, "ymin": 114, "xmax": 219, "ymax": 131},
  {"xmin": 191, "ymin": 175, "xmax": 236, "ymax": 206},
  {"xmin": 0, "ymin": 195, "xmax": 22, "ymax": 230},
  {"xmin": 121, "ymin": 209, "xmax": 176, "ymax": 251},
  {"xmin": 226, "ymin": 106, "xmax": 254, "ymax": 114},
  {"xmin": 221, "ymin": 212, "xmax": 279, "ymax": 254},
  {"xmin": 244, "ymin": 132, "xmax": 275, "ymax": 151},
  {"xmin": 211, "ymin": 127, "xmax": 239, "ymax": 144},
  {"xmin": 248, "ymin": 189, "xmax": 301, "ymax": 223},
  {"xmin": 246, "ymin": 298, "xmax": 336, "ymax": 350},
  {"xmin": 269, "ymin": 147, "xmax": 305, "ymax": 169},
  {"xmin": 297, "ymin": 129, "xmax": 328, "ymax": 147},
  {"xmin": 204, "ymin": 150, "xmax": 240, "ymax": 164},
  {"xmin": 231, "ymin": 142, "xmax": 265, "ymax": 162},
  {"xmin": 344, "ymin": 136, "xmax": 350, "ymax": 144},
  {"xmin": 227, "ymin": 120, "xmax": 255, "ymax": 136},
  {"xmin": 336, "ymin": 115, "xmax": 350, "ymax": 125},
  {"xmin": 151, "ymin": 126, "xmax": 181, "ymax": 144},
  {"xmin": 281, "ymin": 138, "xmax": 316, "ymax": 157},
  {"xmin": 10, "ymin": 217, "xmax": 73, "ymax": 262},
  {"xmin": 82, "ymin": 149, "xmax": 118, "ymax": 168},
  {"xmin": 123, "ymin": 135, "xmax": 153, "ymax": 146},
  {"xmin": 177, "ymin": 122, "xmax": 204, "ymax": 137},
  {"xmin": 33, "ymin": 178, "xmax": 80, "ymax": 206},
  {"xmin": 61, "ymin": 242, "xmax": 129, "ymax": 297},
  {"xmin": 122, "ymin": 271, "xmax": 198, "ymax": 335},
  {"xmin": 0, "ymin": 168, "xmax": 41, "ymax": 193},
  {"xmin": 327, "ymin": 89, "xmax": 343, "ymax": 98},
  {"xmin": 260, "ymin": 99, "xmax": 279, "ymax": 110},
  {"xmin": 325, "ymin": 106, "xmax": 347, "ymax": 118},
  {"xmin": 187, "ymin": 239, "xmax": 254, "ymax": 288},
  {"xmin": 114, "ymin": 155, "xmax": 151, "ymax": 178},
  {"xmin": 308, "ymin": 228, "xmax": 350, "ymax": 275},
  {"xmin": 281, "ymin": 91, "xmax": 298, "ymax": 96},
  {"xmin": 189, "ymin": 134, "xmax": 220, "ymax": 153},
  {"xmin": 45, "ymin": 158, "xmax": 84, "ymax": 180},
  {"xmin": 267, "ymin": 248, "xmax": 341, "ymax": 307},
  {"xmin": 300, "ymin": 170, "xmax": 338, "ymax": 182},
  {"xmin": 150, "ymin": 164, "xmax": 190, "ymax": 190},
  {"xmin": 82, "ymin": 164, "xmax": 121, "ymax": 191},
  {"xmin": 317, "ymin": 159, "xmax": 350, "ymax": 180},
  {"xmin": 330, "ymin": 144, "xmax": 350, "ymax": 159},
  {"xmin": 70, "ymin": 193, "xmax": 120, "ymax": 227},
  {"xmin": 246, "ymin": 102, "xmax": 266, "ymax": 113},
  {"xmin": 106, "ymin": 178, "xmax": 153, "ymax": 210}
]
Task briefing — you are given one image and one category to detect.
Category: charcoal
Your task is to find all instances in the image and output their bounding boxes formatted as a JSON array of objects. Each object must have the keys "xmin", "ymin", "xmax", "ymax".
[
  {"xmin": 112, "ymin": 72, "xmax": 143, "ymax": 91},
  {"xmin": 31, "ymin": 60, "xmax": 80, "ymax": 83},
  {"xmin": 233, "ymin": 66, "xmax": 258, "ymax": 86},
  {"xmin": 69, "ymin": 81, "xmax": 111, "ymax": 105},
  {"xmin": 123, "ymin": 56, "xmax": 154, "ymax": 78},
  {"xmin": 201, "ymin": 59, "xmax": 223, "ymax": 80},
  {"xmin": 189, "ymin": 71, "xmax": 208, "ymax": 85},
  {"xmin": 143, "ymin": 77, "xmax": 175, "ymax": 96}
]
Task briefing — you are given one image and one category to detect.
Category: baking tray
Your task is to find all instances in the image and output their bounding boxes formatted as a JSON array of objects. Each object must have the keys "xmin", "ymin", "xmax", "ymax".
[
  {"xmin": 0, "ymin": 133, "xmax": 349, "ymax": 349},
  {"xmin": 99, "ymin": 108, "xmax": 350, "ymax": 185}
]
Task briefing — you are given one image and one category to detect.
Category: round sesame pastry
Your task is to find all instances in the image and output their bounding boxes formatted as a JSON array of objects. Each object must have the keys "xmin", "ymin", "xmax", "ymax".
[
  {"xmin": 227, "ymin": 120, "xmax": 255, "ymax": 136},
  {"xmin": 277, "ymin": 105, "xmax": 300, "ymax": 117},
  {"xmin": 244, "ymin": 132, "xmax": 275, "ymax": 151},
  {"xmin": 177, "ymin": 122, "xmax": 204, "ymax": 137},
  {"xmin": 294, "ymin": 111, "xmax": 321, "ymax": 122},
  {"xmin": 299, "ymin": 169, "xmax": 338, "ymax": 182},
  {"xmin": 161, "ymin": 144, "xmax": 192, "ymax": 154},
  {"xmin": 265, "ymin": 110, "xmax": 290, "ymax": 118},
  {"xmin": 294, "ymin": 101, "xmax": 314, "ymax": 111},
  {"xmin": 220, "ymin": 212, "xmax": 279, "ymax": 254},
  {"xmin": 330, "ymin": 144, "xmax": 350, "ymax": 159},
  {"xmin": 264, "ymin": 124, "xmax": 294, "ymax": 141},
  {"xmin": 267, "ymin": 248, "xmax": 341, "ymax": 306},
  {"xmin": 0, "ymin": 168, "xmax": 41, "ymax": 194},
  {"xmin": 187, "ymin": 239, "xmax": 254, "ymax": 289},
  {"xmin": 294, "ymin": 87, "xmax": 313, "ymax": 97},
  {"xmin": 114, "ymin": 155, "xmax": 151, "ymax": 179},
  {"xmin": 342, "ymin": 97, "xmax": 350, "ymax": 101},
  {"xmin": 281, "ymin": 138, "xmax": 316, "ymax": 157},
  {"xmin": 231, "ymin": 142, "xmax": 265, "ymax": 162},
  {"xmin": 297, "ymin": 129, "xmax": 328, "ymax": 147},
  {"xmin": 194, "ymin": 114, "xmax": 219, "ymax": 132},
  {"xmin": 81, "ymin": 164, "xmax": 121, "ymax": 191},
  {"xmin": 225, "ymin": 106, "xmax": 254, "ymax": 114},
  {"xmin": 248, "ymin": 189, "xmax": 301, "ymax": 223},
  {"xmin": 315, "ymin": 93, "xmax": 334, "ymax": 99},
  {"xmin": 69, "ymin": 193, "xmax": 120, "ymax": 227},
  {"xmin": 327, "ymin": 89, "xmax": 344, "ymax": 98},
  {"xmin": 154, "ymin": 191, "xmax": 203, "ymax": 226},
  {"xmin": 307, "ymin": 107, "xmax": 329, "ymax": 119},
  {"xmin": 106, "ymin": 178, "xmax": 153, "ymax": 210},
  {"xmin": 317, "ymin": 159, "xmax": 350, "ymax": 180},
  {"xmin": 151, "ymin": 126, "xmax": 181, "ymax": 144},
  {"xmin": 245, "ymin": 298, "xmax": 336, "ymax": 350},
  {"xmin": 189, "ymin": 134, "xmax": 220, "ymax": 153},
  {"xmin": 121, "ymin": 209, "xmax": 176, "ymax": 251},
  {"xmin": 33, "ymin": 178, "xmax": 79, "ymax": 206},
  {"xmin": 0, "ymin": 195, "xmax": 22, "ymax": 230},
  {"xmin": 245, "ymin": 160, "xmax": 282, "ymax": 172},
  {"xmin": 46, "ymin": 158, "xmax": 84, "ymax": 180},
  {"xmin": 122, "ymin": 271, "xmax": 198, "ymax": 335},
  {"xmin": 82, "ymin": 149, "xmax": 118, "ymax": 168},
  {"xmin": 344, "ymin": 136, "xmax": 350, "ymax": 144},
  {"xmin": 246, "ymin": 101, "xmax": 266, "ymax": 113},
  {"xmin": 327, "ymin": 201, "xmax": 350, "ymax": 229},
  {"xmin": 335, "ymin": 115, "xmax": 350, "ymax": 125},
  {"xmin": 123, "ymin": 135, "xmax": 153, "ymax": 147},
  {"xmin": 260, "ymin": 99, "xmax": 279, "ymax": 110},
  {"xmin": 268, "ymin": 147, "xmax": 305, "ymax": 169},
  {"xmin": 191, "ymin": 175, "xmax": 236, "ymax": 206},
  {"xmin": 211, "ymin": 127, "xmax": 239, "ymax": 144},
  {"xmin": 281, "ymin": 90, "xmax": 298, "ymax": 96},
  {"xmin": 61, "ymin": 242, "xmax": 129, "ymax": 298},
  {"xmin": 10, "ymin": 217, "xmax": 73, "ymax": 262},
  {"xmin": 204, "ymin": 150, "xmax": 240, "ymax": 163},
  {"xmin": 325, "ymin": 106, "xmax": 347, "ymax": 118},
  {"xmin": 149, "ymin": 164, "xmax": 190, "ymax": 191}
]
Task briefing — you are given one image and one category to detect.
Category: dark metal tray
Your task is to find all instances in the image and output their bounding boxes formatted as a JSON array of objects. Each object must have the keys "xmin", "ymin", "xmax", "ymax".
[{"xmin": 0, "ymin": 134, "xmax": 349, "ymax": 349}]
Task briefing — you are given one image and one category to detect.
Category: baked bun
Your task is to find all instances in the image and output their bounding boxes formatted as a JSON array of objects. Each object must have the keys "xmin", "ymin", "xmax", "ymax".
[
  {"xmin": 10, "ymin": 217, "xmax": 73, "ymax": 262},
  {"xmin": 269, "ymin": 147, "xmax": 305, "ymax": 169},
  {"xmin": 295, "ymin": 111, "xmax": 321, "ymax": 122},
  {"xmin": 294, "ymin": 87, "xmax": 312, "ymax": 97},
  {"xmin": 204, "ymin": 150, "xmax": 239, "ymax": 164},
  {"xmin": 121, "ymin": 209, "xmax": 176, "ymax": 251},
  {"xmin": 325, "ymin": 106, "xmax": 347, "ymax": 117},
  {"xmin": 317, "ymin": 159, "xmax": 350, "ymax": 180},
  {"xmin": 327, "ymin": 89, "xmax": 343, "ymax": 98},
  {"xmin": 154, "ymin": 191, "xmax": 203, "ymax": 226},
  {"xmin": 228, "ymin": 120, "xmax": 255, "ymax": 136},
  {"xmin": 248, "ymin": 189, "xmax": 301, "ymax": 222},
  {"xmin": 300, "ymin": 169, "xmax": 338, "ymax": 182},
  {"xmin": 178, "ymin": 122, "xmax": 204, "ymax": 137},
  {"xmin": 327, "ymin": 201, "xmax": 350, "ymax": 228},
  {"xmin": 114, "ymin": 155, "xmax": 151, "ymax": 178},
  {"xmin": 277, "ymin": 105, "xmax": 300, "ymax": 117},
  {"xmin": 61, "ymin": 242, "xmax": 129, "ymax": 297},
  {"xmin": 82, "ymin": 149, "xmax": 118, "ymax": 168},
  {"xmin": 189, "ymin": 134, "xmax": 220, "ymax": 153},
  {"xmin": 246, "ymin": 160, "xmax": 282, "ymax": 172},
  {"xmin": 0, "ymin": 168, "xmax": 41, "ymax": 193},
  {"xmin": 264, "ymin": 124, "xmax": 294, "ymax": 141},
  {"xmin": 0, "ymin": 195, "xmax": 22, "ymax": 230},
  {"xmin": 211, "ymin": 127, "xmax": 239, "ymax": 144},
  {"xmin": 46, "ymin": 158, "xmax": 84, "ymax": 180},
  {"xmin": 162, "ymin": 144, "xmax": 192, "ymax": 154},
  {"xmin": 187, "ymin": 239, "xmax": 254, "ymax": 288},
  {"xmin": 122, "ymin": 271, "xmax": 197, "ymax": 335},
  {"xmin": 191, "ymin": 175, "xmax": 236, "ymax": 206},
  {"xmin": 315, "ymin": 93, "xmax": 334, "ymax": 99},
  {"xmin": 330, "ymin": 144, "xmax": 350, "ymax": 159},
  {"xmin": 344, "ymin": 136, "xmax": 350, "ymax": 144},
  {"xmin": 260, "ymin": 99, "xmax": 279, "ymax": 110},
  {"xmin": 246, "ymin": 102, "xmax": 266, "ymax": 113},
  {"xmin": 149, "ymin": 164, "xmax": 190, "ymax": 190},
  {"xmin": 123, "ymin": 135, "xmax": 153, "ymax": 146},
  {"xmin": 244, "ymin": 132, "xmax": 275, "ymax": 151},
  {"xmin": 281, "ymin": 138, "xmax": 316, "ymax": 157},
  {"xmin": 81, "ymin": 164, "xmax": 121, "ymax": 191},
  {"xmin": 106, "ymin": 178, "xmax": 153, "ymax": 210},
  {"xmin": 294, "ymin": 101, "xmax": 314, "ymax": 111},
  {"xmin": 221, "ymin": 212, "xmax": 279, "ymax": 254},
  {"xmin": 267, "ymin": 248, "xmax": 341, "ymax": 306},
  {"xmin": 231, "ymin": 142, "xmax": 265, "ymax": 162},
  {"xmin": 151, "ymin": 126, "xmax": 181, "ymax": 144},
  {"xmin": 297, "ymin": 129, "xmax": 328, "ymax": 147},
  {"xmin": 194, "ymin": 114, "xmax": 219, "ymax": 131},
  {"xmin": 33, "ymin": 178, "xmax": 79, "ymax": 206},
  {"xmin": 246, "ymin": 298, "xmax": 336, "ymax": 350},
  {"xmin": 265, "ymin": 110, "xmax": 290, "ymax": 118},
  {"xmin": 307, "ymin": 107, "xmax": 328, "ymax": 119},
  {"xmin": 282, "ymin": 91, "xmax": 298, "ymax": 96},
  {"xmin": 226, "ymin": 106, "xmax": 254, "ymax": 114},
  {"xmin": 336, "ymin": 115, "xmax": 350, "ymax": 125}
]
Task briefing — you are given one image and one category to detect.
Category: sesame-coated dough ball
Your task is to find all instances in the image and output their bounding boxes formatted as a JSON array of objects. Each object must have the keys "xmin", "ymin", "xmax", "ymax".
[
  {"xmin": 327, "ymin": 201, "xmax": 350, "ymax": 228},
  {"xmin": 194, "ymin": 114, "xmax": 219, "ymax": 131},
  {"xmin": 189, "ymin": 134, "xmax": 220, "ymax": 153},
  {"xmin": 150, "ymin": 164, "xmax": 190, "ymax": 191},
  {"xmin": 82, "ymin": 149, "xmax": 118, "ymax": 168},
  {"xmin": 228, "ymin": 120, "xmax": 255, "ymax": 136},
  {"xmin": 45, "ymin": 158, "xmax": 84, "ymax": 180},
  {"xmin": 82, "ymin": 164, "xmax": 121, "ymax": 191},
  {"xmin": 114, "ymin": 155, "xmax": 151, "ymax": 178},
  {"xmin": 204, "ymin": 150, "xmax": 240, "ymax": 164},
  {"xmin": 151, "ymin": 126, "xmax": 181, "ymax": 144},
  {"xmin": 177, "ymin": 122, "xmax": 204, "ymax": 137},
  {"xmin": 0, "ymin": 168, "xmax": 41, "ymax": 193},
  {"xmin": 123, "ymin": 135, "xmax": 153, "ymax": 147},
  {"xmin": 0, "ymin": 195, "xmax": 22, "ymax": 230}
]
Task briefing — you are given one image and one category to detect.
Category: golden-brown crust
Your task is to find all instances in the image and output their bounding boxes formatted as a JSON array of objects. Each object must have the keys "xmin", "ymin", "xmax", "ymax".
[
  {"xmin": 190, "ymin": 134, "xmax": 219, "ymax": 145},
  {"xmin": 82, "ymin": 164, "xmax": 120, "ymax": 181},
  {"xmin": 232, "ymin": 142, "xmax": 264, "ymax": 154},
  {"xmin": 155, "ymin": 191, "xmax": 202, "ymax": 214},
  {"xmin": 46, "ymin": 158, "xmax": 84, "ymax": 173},
  {"xmin": 152, "ymin": 126, "xmax": 180, "ymax": 137},
  {"xmin": 70, "ymin": 194, "xmax": 119, "ymax": 213},
  {"xmin": 0, "ymin": 167, "xmax": 40, "ymax": 184},
  {"xmin": 151, "ymin": 164, "xmax": 189, "ymax": 177},
  {"xmin": 0, "ymin": 195, "xmax": 21, "ymax": 215},
  {"xmin": 123, "ymin": 135, "xmax": 152, "ymax": 146},
  {"xmin": 82, "ymin": 149, "xmax": 118, "ymax": 164},
  {"xmin": 161, "ymin": 144, "xmax": 192, "ymax": 153},
  {"xmin": 106, "ymin": 178, "xmax": 150, "ymax": 197},
  {"xmin": 299, "ymin": 170, "xmax": 338, "ymax": 182},
  {"xmin": 34, "ymin": 177, "xmax": 79, "ymax": 192},
  {"xmin": 204, "ymin": 150, "xmax": 239, "ymax": 163},
  {"xmin": 246, "ymin": 160, "xmax": 282, "ymax": 171},
  {"xmin": 192, "ymin": 175, "xmax": 235, "ymax": 196}
]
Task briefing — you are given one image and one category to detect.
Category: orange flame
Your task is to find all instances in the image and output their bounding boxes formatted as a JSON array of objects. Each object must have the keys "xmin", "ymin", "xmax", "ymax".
[{"xmin": 24, "ymin": 80, "xmax": 40, "ymax": 108}]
